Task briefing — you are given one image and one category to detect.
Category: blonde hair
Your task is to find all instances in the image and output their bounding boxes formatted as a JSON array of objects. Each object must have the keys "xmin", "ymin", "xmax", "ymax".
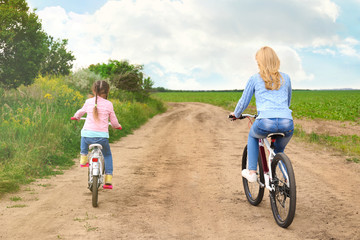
[
  {"xmin": 255, "ymin": 46, "xmax": 283, "ymax": 90},
  {"xmin": 92, "ymin": 80, "xmax": 110, "ymax": 121}
]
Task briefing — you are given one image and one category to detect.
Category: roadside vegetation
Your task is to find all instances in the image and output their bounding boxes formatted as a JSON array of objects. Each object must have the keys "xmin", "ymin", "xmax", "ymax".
[
  {"xmin": 0, "ymin": 0, "xmax": 165, "ymax": 196},
  {"xmin": 154, "ymin": 90, "xmax": 360, "ymax": 162},
  {"xmin": 0, "ymin": 73, "xmax": 165, "ymax": 196}
]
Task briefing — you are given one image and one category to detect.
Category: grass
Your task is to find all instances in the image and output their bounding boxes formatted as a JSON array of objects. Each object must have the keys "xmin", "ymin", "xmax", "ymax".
[
  {"xmin": 154, "ymin": 90, "xmax": 360, "ymax": 122},
  {"xmin": 7, "ymin": 204, "xmax": 27, "ymax": 208},
  {"xmin": 10, "ymin": 196, "xmax": 22, "ymax": 201},
  {"xmin": 294, "ymin": 126, "xmax": 360, "ymax": 162},
  {"xmin": 0, "ymin": 76, "xmax": 166, "ymax": 197}
]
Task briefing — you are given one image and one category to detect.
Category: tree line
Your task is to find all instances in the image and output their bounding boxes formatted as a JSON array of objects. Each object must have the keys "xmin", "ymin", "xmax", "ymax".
[{"xmin": 0, "ymin": 0, "xmax": 154, "ymax": 94}]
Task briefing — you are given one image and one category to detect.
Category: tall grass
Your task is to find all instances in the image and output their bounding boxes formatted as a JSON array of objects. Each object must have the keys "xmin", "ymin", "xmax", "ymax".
[{"xmin": 0, "ymin": 76, "xmax": 166, "ymax": 196}]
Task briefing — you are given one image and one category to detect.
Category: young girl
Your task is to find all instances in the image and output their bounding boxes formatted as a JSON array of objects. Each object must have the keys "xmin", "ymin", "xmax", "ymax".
[
  {"xmin": 231, "ymin": 46, "xmax": 294, "ymax": 182},
  {"xmin": 73, "ymin": 80, "xmax": 122, "ymax": 186}
]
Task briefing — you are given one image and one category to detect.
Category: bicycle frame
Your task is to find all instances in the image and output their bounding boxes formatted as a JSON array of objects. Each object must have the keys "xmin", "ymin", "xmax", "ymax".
[{"xmin": 259, "ymin": 137, "xmax": 289, "ymax": 191}]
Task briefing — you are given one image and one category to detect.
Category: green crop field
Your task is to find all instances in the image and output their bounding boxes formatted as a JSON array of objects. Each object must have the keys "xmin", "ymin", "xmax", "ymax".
[{"xmin": 154, "ymin": 90, "xmax": 360, "ymax": 122}]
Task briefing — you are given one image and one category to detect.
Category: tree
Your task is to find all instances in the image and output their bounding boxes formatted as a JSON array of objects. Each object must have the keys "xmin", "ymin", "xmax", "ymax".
[
  {"xmin": 0, "ymin": 0, "xmax": 75, "ymax": 89},
  {"xmin": 40, "ymin": 36, "xmax": 75, "ymax": 76},
  {"xmin": 0, "ymin": 0, "xmax": 48, "ymax": 89},
  {"xmin": 89, "ymin": 59, "xmax": 154, "ymax": 92}
]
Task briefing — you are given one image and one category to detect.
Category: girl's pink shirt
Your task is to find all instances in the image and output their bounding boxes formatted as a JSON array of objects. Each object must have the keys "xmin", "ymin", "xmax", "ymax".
[{"xmin": 74, "ymin": 97, "xmax": 121, "ymax": 132}]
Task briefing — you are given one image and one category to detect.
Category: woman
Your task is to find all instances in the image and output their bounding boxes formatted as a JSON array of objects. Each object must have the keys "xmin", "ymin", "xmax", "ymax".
[{"xmin": 231, "ymin": 46, "xmax": 294, "ymax": 182}]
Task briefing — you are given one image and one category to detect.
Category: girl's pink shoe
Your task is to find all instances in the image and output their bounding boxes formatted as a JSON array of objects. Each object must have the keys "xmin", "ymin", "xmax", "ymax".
[
  {"xmin": 103, "ymin": 184, "xmax": 113, "ymax": 189},
  {"xmin": 80, "ymin": 163, "xmax": 89, "ymax": 168}
]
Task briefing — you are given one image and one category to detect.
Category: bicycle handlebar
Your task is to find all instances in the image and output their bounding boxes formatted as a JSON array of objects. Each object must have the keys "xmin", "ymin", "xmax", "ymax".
[
  {"xmin": 71, "ymin": 117, "xmax": 122, "ymax": 130},
  {"xmin": 229, "ymin": 114, "xmax": 257, "ymax": 120}
]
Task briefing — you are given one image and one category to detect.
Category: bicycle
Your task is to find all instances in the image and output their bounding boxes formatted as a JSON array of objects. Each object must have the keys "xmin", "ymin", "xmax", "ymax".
[
  {"xmin": 230, "ymin": 114, "xmax": 296, "ymax": 228},
  {"xmin": 71, "ymin": 117, "xmax": 122, "ymax": 207}
]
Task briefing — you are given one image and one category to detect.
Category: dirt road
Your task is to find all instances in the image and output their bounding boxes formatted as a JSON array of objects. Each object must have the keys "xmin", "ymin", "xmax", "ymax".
[{"xmin": 1, "ymin": 102, "xmax": 359, "ymax": 240}]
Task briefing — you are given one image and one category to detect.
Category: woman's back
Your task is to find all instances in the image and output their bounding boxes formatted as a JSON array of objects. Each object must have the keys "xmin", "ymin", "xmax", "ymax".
[{"xmin": 253, "ymin": 72, "xmax": 292, "ymax": 119}]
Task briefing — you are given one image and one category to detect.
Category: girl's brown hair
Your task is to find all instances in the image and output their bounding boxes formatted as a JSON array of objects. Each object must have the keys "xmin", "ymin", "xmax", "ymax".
[
  {"xmin": 256, "ymin": 46, "xmax": 283, "ymax": 90},
  {"xmin": 92, "ymin": 80, "xmax": 110, "ymax": 121}
]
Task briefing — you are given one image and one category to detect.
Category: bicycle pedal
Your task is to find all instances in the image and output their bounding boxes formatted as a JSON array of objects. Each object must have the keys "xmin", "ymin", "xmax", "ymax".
[
  {"xmin": 80, "ymin": 163, "xmax": 89, "ymax": 168},
  {"xmin": 103, "ymin": 184, "xmax": 113, "ymax": 189}
]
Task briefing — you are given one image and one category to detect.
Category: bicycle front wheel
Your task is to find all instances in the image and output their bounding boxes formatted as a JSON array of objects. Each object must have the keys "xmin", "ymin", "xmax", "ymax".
[
  {"xmin": 92, "ymin": 176, "xmax": 99, "ymax": 207},
  {"xmin": 270, "ymin": 153, "xmax": 296, "ymax": 228},
  {"xmin": 242, "ymin": 145, "xmax": 264, "ymax": 206}
]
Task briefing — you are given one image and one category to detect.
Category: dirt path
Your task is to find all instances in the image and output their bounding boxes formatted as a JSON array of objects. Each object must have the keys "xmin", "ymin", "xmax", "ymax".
[{"xmin": 1, "ymin": 102, "xmax": 359, "ymax": 240}]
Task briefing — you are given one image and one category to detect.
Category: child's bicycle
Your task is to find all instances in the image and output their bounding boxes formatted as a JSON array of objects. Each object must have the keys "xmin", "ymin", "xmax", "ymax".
[
  {"xmin": 230, "ymin": 114, "xmax": 296, "ymax": 228},
  {"xmin": 71, "ymin": 117, "xmax": 122, "ymax": 207}
]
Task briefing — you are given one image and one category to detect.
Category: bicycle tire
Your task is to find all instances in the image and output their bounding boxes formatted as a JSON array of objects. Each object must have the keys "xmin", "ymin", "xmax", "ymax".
[
  {"xmin": 92, "ymin": 176, "xmax": 99, "ymax": 207},
  {"xmin": 242, "ymin": 145, "xmax": 265, "ymax": 206},
  {"xmin": 270, "ymin": 153, "xmax": 296, "ymax": 228}
]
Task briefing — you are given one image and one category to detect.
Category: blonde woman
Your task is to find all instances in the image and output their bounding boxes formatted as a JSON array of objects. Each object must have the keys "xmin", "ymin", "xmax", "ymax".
[{"xmin": 231, "ymin": 46, "xmax": 294, "ymax": 182}]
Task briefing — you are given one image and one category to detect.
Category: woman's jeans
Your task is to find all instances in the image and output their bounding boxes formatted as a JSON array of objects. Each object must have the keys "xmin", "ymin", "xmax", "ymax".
[
  {"xmin": 80, "ymin": 137, "xmax": 113, "ymax": 175},
  {"xmin": 248, "ymin": 118, "xmax": 294, "ymax": 171}
]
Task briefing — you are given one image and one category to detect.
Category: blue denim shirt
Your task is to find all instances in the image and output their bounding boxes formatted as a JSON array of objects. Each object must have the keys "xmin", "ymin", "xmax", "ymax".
[{"xmin": 234, "ymin": 72, "xmax": 292, "ymax": 119}]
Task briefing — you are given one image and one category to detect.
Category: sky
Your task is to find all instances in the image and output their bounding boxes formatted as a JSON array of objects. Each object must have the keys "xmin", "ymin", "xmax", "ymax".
[{"xmin": 27, "ymin": 0, "xmax": 360, "ymax": 90}]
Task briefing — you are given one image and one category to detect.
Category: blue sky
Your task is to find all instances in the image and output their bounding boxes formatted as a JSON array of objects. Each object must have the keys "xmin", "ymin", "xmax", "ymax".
[{"xmin": 27, "ymin": 0, "xmax": 360, "ymax": 90}]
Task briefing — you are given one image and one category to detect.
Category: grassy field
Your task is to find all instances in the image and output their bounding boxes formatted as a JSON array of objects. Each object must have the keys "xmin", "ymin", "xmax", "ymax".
[
  {"xmin": 0, "ymin": 76, "xmax": 166, "ymax": 196},
  {"xmin": 154, "ymin": 90, "xmax": 360, "ymax": 161},
  {"xmin": 154, "ymin": 90, "xmax": 360, "ymax": 122}
]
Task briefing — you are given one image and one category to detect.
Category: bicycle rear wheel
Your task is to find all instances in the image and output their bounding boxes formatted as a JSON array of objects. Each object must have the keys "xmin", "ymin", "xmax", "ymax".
[
  {"xmin": 270, "ymin": 153, "xmax": 296, "ymax": 228},
  {"xmin": 92, "ymin": 176, "xmax": 99, "ymax": 207},
  {"xmin": 242, "ymin": 145, "xmax": 264, "ymax": 206}
]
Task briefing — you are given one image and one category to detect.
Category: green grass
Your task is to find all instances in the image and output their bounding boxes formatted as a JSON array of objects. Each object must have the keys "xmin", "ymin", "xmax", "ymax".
[
  {"xmin": 0, "ymin": 76, "xmax": 166, "ymax": 197},
  {"xmin": 154, "ymin": 90, "xmax": 360, "ymax": 122},
  {"xmin": 294, "ymin": 126, "xmax": 360, "ymax": 162},
  {"xmin": 154, "ymin": 91, "xmax": 249, "ymax": 112},
  {"xmin": 7, "ymin": 204, "xmax": 27, "ymax": 208},
  {"xmin": 10, "ymin": 196, "xmax": 22, "ymax": 202}
]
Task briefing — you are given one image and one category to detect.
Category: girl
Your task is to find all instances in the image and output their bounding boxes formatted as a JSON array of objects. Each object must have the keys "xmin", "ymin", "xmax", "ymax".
[
  {"xmin": 231, "ymin": 46, "xmax": 294, "ymax": 182},
  {"xmin": 73, "ymin": 80, "xmax": 122, "ymax": 186}
]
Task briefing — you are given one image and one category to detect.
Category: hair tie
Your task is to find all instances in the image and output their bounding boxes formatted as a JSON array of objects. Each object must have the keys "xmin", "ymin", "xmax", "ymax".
[{"xmin": 95, "ymin": 104, "xmax": 97, "ymax": 107}]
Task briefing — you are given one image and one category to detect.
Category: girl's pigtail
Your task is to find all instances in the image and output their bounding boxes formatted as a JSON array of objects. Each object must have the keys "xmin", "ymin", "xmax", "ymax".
[{"xmin": 93, "ymin": 83, "xmax": 99, "ymax": 122}]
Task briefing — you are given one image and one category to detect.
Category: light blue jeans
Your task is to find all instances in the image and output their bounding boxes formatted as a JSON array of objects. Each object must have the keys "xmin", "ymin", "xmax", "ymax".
[
  {"xmin": 80, "ymin": 137, "xmax": 113, "ymax": 175},
  {"xmin": 248, "ymin": 118, "xmax": 294, "ymax": 171}
]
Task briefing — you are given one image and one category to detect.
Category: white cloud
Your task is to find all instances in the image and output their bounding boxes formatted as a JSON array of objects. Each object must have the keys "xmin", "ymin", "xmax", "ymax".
[
  {"xmin": 37, "ymin": 0, "xmax": 342, "ymax": 89},
  {"xmin": 167, "ymin": 76, "xmax": 202, "ymax": 90},
  {"xmin": 305, "ymin": 0, "xmax": 340, "ymax": 22}
]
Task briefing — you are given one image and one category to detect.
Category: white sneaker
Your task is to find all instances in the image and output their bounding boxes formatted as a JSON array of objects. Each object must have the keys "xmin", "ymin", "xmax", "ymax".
[{"xmin": 242, "ymin": 169, "xmax": 258, "ymax": 183}]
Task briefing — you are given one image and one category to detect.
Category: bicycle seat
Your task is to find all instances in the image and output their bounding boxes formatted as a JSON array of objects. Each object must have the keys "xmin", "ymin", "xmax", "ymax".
[
  {"xmin": 267, "ymin": 133, "xmax": 285, "ymax": 138},
  {"xmin": 89, "ymin": 144, "xmax": 103, "ymax": 150}
]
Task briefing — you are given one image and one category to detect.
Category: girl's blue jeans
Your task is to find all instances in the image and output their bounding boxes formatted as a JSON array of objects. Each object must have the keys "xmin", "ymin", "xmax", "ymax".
[
  {"xmin": 80, "ymin": 137, "xmax": 113, "ymax": 175},
  {"xmin": 248, "ymin": 118, "xmax": 294, "ymax": 171}
]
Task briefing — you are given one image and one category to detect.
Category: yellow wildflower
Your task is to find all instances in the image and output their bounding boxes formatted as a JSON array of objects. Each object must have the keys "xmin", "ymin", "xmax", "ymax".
[{"xmin": 44, "ymin": 93, "xmax": 53, "ymax": 100}]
